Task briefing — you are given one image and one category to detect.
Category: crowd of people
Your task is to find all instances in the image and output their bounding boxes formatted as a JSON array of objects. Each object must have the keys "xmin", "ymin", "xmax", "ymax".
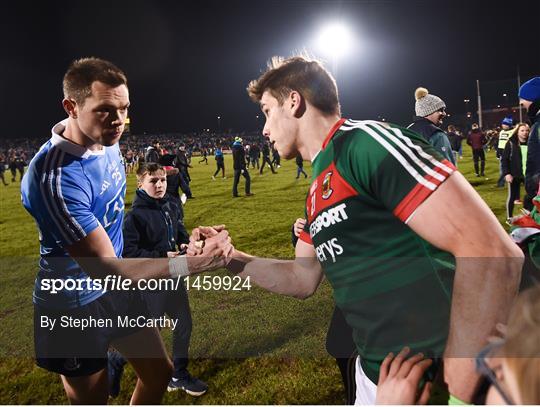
[
  {"xmin": 443, "ymin": 118, "xmax": 533, "ymax": 219},
  {"xmin": 0, "ymin": 129, "xmax": 286, "ymax": 197},
  {"xmin": 0, "ymin": 139, "xmax": 39, "ymax": 186},
  {"xmin": 405, "ymin": 86, "xmax": 537, "ymax": 222},
  {"xmin": 10, "ymin": 55, "xmax": 540, "ymax": 406}
]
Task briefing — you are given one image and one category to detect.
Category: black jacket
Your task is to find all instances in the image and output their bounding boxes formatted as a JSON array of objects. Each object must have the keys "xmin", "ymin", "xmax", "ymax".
[
  {"xmin": 232, "ymin": 143, "xmax": 246, "ymax": 170},
  {"xmin": 250, "ymin": 145, "xmax": 260, "ymax": 158},
  {"xmin": 122, "ymin": 189, "xmax": 189, "ymax": 258},
  {"xmin": 165, "ymin": 173, "xmax": 185, "ymax": 219},
  {"xmin": 145, "ymin": 147, "xmax": 160, "ymax": 163},
  {"xmin": 408, "ymin": 117, "xmax": 456, "ymax": 164},
  {"xmin": 175, "ymin": 150, "xmax": 190, "ymax": 172},
  {"xmin": 159, "ymin": 153, "xmax": 176, "ymax": 167},
  {"xmin": 447, "ymin": 131, "xmax": 463, "ymax": 152},
  {"xmin": 408, "ymin": 117, "xmax": 442, "ymax": 142},
  {"xmin": 262, "ymin": 143, "xmax": 271, "ymax": 158},
  {"xmin": 501, "ymin": 136, "xmax": 526, "ymax": 179}
]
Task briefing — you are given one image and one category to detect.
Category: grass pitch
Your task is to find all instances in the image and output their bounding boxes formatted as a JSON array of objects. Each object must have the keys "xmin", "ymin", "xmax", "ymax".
[{"xmin": 0, "ymin": 146, "xmax": 511, "ymax": 404}]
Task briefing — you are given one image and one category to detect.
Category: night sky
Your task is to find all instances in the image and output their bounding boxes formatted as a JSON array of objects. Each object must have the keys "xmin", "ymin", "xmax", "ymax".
[{"xmin": 2, "ymin": 0, "xmax": 539, "ymax": 138}]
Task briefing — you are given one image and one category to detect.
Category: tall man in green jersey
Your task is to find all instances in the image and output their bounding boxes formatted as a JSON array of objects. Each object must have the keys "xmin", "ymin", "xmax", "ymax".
[{"xmin": 194, "ymin": 56, "xmax": 523, "ymax": 404}]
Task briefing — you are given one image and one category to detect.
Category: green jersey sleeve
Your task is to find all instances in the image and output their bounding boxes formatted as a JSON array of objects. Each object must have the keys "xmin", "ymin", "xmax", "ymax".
[{"xmin": 335, "ymin": 120, "xmax": 456, "ymax": 223}]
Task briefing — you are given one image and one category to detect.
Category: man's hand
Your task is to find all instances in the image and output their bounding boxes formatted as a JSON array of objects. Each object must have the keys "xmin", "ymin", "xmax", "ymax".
[
  {"xmin": 293, "ymin": 218, "xmax": 306, "ymax": 238},
  {"xmin": 375, "ymin": 347, "xmax": 432, "ymax": 405},
  {"xmin": 167, "ymin": 251, "xmax": 180, "ymax": 258},
  {"xmin": 185, "ymin": 225, "xmax": 233, "ymax": 274},
  {"xmin": 188, "ymin": 225, "xmax": 227, "ymax": 255},
  {"xmin": 505, "ymin": 174, "xmax": 513, "ymax": 183}
]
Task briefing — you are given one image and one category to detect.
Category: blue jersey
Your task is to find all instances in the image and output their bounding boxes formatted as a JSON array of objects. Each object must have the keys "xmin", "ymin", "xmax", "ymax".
[{"xmin": 21, "ymin": 119, "xmax": 126, "ymax": 309}]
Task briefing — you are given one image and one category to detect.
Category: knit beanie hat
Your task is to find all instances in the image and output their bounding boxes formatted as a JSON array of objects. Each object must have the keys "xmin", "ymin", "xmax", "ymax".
[
  {"xmin": 519, "ymin": 77, "xmax": 540, "ymax": 102},
  {"xmin": 415, "ymin": 87, "xmax": 446, "ymax": 117},
  {"xmin": 501, "ymin": 116, "xmax": 514, "ymax": 126}
]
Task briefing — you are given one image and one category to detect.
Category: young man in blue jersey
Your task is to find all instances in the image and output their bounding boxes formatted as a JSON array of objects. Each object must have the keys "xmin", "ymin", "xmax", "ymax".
[{"xmin": 21, "ymin": 57, "xmax": 231, "ymax": 404}]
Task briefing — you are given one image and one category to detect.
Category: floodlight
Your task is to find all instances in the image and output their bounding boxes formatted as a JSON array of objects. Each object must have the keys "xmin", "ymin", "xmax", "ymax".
[{"xmin": 317, "ymin": 22, "xmax": 353, "ymax": 59}]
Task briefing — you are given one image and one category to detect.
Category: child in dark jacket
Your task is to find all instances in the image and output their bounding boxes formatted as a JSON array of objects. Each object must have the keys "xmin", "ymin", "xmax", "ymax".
[{"xmin": 108, "ymin": 163, "xmax": 207, "ymax": 398}]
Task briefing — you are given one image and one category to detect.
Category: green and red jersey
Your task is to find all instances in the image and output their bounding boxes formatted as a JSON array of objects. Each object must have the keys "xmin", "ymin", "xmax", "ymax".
[{"xmin": 299, "ymin": 118, "xmax": 457, "ymax": 383}]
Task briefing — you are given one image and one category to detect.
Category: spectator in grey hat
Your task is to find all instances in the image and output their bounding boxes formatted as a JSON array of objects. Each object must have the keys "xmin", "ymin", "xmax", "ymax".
[{"xmin": 407, "ymin": 87, "xmax": 456, "ymax": 165}]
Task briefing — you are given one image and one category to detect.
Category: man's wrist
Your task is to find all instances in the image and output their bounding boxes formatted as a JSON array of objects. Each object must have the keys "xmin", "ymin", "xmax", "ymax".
[
  {"xmin": 444, "ymin": 358, "xmax": 477, "ymax": 405},
  {"xmin": 448, "ymin": 394, "xmax": 471, "ymax": 405},
  {"xmin": 169, "ymin": 255, "xmax": 190, "ymax": 278},
  {"xmin": 226, "ymin": 249, "xmax": 249, "ymax": 275}
]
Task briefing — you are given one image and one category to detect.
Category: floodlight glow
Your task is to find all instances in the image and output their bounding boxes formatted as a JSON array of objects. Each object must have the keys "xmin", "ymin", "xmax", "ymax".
[{"xmin": 317, "ymin": 22, "xmax": 353, "ymax": 58}]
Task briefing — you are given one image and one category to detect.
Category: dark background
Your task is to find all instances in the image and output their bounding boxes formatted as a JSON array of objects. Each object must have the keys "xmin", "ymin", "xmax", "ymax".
[{"xmin": 1, "ymin": 0, "xmax": 539, "ymax": 137}]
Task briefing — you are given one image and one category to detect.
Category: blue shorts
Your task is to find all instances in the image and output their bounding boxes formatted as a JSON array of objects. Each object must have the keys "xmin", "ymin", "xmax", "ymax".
[{"xmin": 34, "ymin": 289, "xmax": 149, "ymax": 377}]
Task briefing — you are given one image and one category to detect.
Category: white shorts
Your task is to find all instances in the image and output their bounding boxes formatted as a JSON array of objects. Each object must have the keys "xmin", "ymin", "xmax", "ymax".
[{"xmin": 354, "ymin": 356, "xmax": 377, "ymax": 405}]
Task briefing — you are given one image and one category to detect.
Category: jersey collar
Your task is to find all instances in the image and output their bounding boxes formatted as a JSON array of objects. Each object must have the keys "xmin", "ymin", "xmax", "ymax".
[
  {"xmin": 51, "ymin": 119, "xmax": 105, "ymax": 159},
  {"xmin": 321, "ymin": 118, "xmax": 347, "ymax": 150}
]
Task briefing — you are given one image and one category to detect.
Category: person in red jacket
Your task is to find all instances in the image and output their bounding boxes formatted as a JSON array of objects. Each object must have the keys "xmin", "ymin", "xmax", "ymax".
[{"xmin": 467, "ymin": 123, "xmax": 487, "ymax": 177}]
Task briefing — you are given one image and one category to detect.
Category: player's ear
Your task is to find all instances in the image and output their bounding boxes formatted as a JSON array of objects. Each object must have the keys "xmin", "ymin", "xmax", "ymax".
[
  {"xmin": 62, "ymin": 98, "xmax": 78, "ymax": 119},
  {"xmin": 289, "ymin": 91, "xmax": 306, "ymax": 118}
]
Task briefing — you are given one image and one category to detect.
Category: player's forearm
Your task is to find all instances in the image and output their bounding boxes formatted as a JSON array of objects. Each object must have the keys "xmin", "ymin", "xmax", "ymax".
[
  {"xmin": 80, "ymin": 255, "xmax": 217, "ymax": 281},
  {"xmin": 78, "ymin": 257, "xmax": 172, "ymax": 281},
  {"xmin": 227, "ymin": 250, "xmax": 317, "ymax": 299},
  {"xmin": 444, "ymin": 253, "xmax": 522, "ymax": 401}
]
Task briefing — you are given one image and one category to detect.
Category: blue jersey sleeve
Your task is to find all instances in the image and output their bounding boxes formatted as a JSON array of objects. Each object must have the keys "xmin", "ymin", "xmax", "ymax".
[{"xmin": 40, "ymin": 158, "xmax": 99, "ymax": 247}]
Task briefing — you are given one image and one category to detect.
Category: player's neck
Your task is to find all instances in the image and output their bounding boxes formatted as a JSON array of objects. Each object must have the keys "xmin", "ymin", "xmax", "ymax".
[
  {"xmin": 62, "ymin": 119, "xmax": 103, "ymax": 151},
  {"xmin": 298, "ymin": 113, "xmax": 341, "ymax": 161}
]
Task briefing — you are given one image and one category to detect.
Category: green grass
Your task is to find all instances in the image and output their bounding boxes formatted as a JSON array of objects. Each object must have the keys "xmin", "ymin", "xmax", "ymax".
[{"xmin": 0, "ymin": 147, "xmax": 511, "ymax": 404}]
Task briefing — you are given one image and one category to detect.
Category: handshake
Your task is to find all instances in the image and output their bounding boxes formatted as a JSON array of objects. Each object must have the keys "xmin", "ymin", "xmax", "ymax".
[{"xmin": 183, "ymin": 225, "xmax": 236, "ymax": 274}]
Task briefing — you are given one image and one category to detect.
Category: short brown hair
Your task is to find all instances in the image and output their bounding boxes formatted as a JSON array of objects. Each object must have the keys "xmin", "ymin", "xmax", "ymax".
[
  {"xmin": 247, "ymin": 56, "xmax": 340, "ymax": 116},
  {"xmin": 63, "ymin": 57, "xmax": 127, "ymax": 105},
  {"xmin": 136, "ymin": 162, "xmax": 165, "ymax": 182}
]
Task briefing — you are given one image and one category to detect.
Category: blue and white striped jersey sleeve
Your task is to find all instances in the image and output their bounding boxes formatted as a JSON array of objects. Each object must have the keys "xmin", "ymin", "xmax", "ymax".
[{"xmin": 38, "ymin": 150, "xmax": 99, "ymax": 247}]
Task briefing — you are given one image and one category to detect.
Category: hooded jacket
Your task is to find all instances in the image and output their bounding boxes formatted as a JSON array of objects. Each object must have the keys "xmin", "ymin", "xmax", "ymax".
[
  {"xmin": 501, "ymin": 134, "xmax": 527, "ymax": 179},
  {"xmin": 145, "ymin": 146, "xmax": 160, "ymax": 163},
  {"xmin": 175, "ymin": 150, "xmax": 190, "ymax": 173},
  {"xmin": 232, "ymin": 141, "xmax": 246, "ymax": 170},
  {"xmin": 467, "ymin": 128, "xmax": 487, "ymax": 150},
  {"xmin": 526, "ymin": 103, "xmax": 540, "ymax": 196},
  {"xmin": 262, "ymin": 143, "xmax": 271, "ymax": 158},
  {"xmin": 407, "ymin": 117, "xmax": 456, "ymax": 165},
  {"xmin": 215, "ymin": 148, "xmax": 224, "ymax": 164},
  {"xmin": 122, "ymin": 189, "xmax": 189, "ymax": 258}
]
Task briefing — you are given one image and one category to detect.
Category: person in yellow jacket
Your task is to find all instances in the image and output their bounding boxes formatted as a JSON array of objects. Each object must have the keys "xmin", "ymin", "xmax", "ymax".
[{"xmin": 497, "ymin": 116, "xmax": 515, "ymax": 187}]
